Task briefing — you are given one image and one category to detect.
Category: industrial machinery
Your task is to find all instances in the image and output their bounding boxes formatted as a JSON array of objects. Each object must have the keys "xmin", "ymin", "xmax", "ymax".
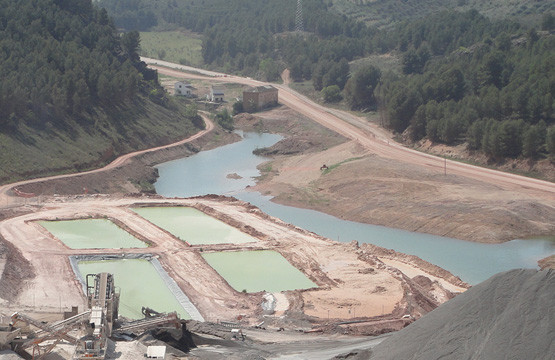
[
  {"xmin": 10, "ymin": 311, "xmax": 84, "ymax": 359},
  {"xmin": 72, "ymin": 272, "xmax": 119, "ymax": 359},
  {"xmin": 5, "ymin": 272, "xmax": 182, "ymax": 360},
  {"xmin": 114, "ymin": 307, "xmax": 180, "ymax": 335}
]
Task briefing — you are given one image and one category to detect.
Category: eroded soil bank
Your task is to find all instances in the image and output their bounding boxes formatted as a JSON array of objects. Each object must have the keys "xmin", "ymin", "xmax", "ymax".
[
  {"xmin": 12, "ymin": 105, "xmax": 554, "ymax": 245},
  {"xmin": 237, "ymin": 107, "xmax": 555, "ymax": 244}
]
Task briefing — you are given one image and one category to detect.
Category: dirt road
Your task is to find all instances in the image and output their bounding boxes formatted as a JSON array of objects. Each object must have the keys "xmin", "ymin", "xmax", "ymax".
[
  {"xmin": 0, "ymin": 195, "xmax": 462, "ymax": 324},
  {"xmin": 146, "ymin": 59, "xmax": 555, "ymax": 201},
  {"xmin": 0, "ymin": 115, "xmax": 214, "ymax": 207}
]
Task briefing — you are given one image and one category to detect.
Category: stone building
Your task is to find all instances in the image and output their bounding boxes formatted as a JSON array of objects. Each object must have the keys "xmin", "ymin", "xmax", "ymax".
[{"xmin": 243, "ymin": 85, "xmax": 278, "ymax": 112}]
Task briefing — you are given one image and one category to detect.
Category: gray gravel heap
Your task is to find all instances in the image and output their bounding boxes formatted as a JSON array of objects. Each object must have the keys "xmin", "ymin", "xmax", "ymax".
[{"xmin": 370, "ymin": 269, "xmax": 554, "ymax": 360}]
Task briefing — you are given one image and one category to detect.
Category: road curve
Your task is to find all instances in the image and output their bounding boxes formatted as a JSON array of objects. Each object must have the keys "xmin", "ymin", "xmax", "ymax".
[
  {"xmin": 146, "ymin": 59, "xmax": 555, "ymax": 200},
  {"xmin": 0, "ymin": 115, "xmax": 214, "ymax": 204}
]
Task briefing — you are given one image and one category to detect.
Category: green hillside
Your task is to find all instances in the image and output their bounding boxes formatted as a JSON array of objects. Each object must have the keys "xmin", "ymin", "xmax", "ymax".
[
  {"xmin": 0, "ymin": 0, "xmax": 203, "ymax": 184},
  {"xmin": 331, "ymin": 0, "xmax": 554, "ymax": 27},
  {"xmin": 90, "ymin": 1, "xmax": 555, "ymax": 161}
]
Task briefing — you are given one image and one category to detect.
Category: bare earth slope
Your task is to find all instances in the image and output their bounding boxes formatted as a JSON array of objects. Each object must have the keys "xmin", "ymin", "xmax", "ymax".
[{"xmin": 369, "ymin": 269, "xmax": 555, "ymax": 360}]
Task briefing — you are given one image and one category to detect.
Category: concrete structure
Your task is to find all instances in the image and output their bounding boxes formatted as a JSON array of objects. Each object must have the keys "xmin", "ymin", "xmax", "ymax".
[
  {"xmin": 0, "ymin": 326, "xmax": 21, "ymax": 350},
  {"xmin": 243, "ymin": 85, "xmax": 278, "ymax": 112},
  {"xmin": 174, "ymin": 82, "xmax": 193, "ymax": 97},
  {"xmin": 210, "ymin": 86, "xmax": 225, "ymax": 102},
  {"xmin": 146, "ymin": 346, "xmax": 166, "ymax": 359}
]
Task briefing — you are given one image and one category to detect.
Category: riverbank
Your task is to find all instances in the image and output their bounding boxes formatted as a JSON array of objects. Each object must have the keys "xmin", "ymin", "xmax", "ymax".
[
  {"xmin": 237, "ymin": 107, "xmax": 555, "ymax": 245},
  {"xmin": 8, "ymin": 102, "xmax": 554, "ymax": 246}
]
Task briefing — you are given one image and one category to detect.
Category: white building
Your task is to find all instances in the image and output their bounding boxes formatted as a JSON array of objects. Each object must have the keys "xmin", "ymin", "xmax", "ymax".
[
  {"xmin": 210, "ymin": 85, "xmax": 225, "ymax": 102},
  {"xmin": 174, "ymin": 81, "xmax": 193, "ymax": 96}
]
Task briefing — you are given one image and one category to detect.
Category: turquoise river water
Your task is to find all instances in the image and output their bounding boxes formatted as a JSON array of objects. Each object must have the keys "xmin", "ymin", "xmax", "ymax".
[{"xmin": 155, "ymin": 132, "xmax": 555, "ymax": 285}]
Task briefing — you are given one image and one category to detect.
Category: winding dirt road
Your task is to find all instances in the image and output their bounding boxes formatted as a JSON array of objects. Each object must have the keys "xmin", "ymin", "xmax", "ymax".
[
  {"xmin": 0, "ymin": 115, "xmax": 214, "ymax": 206},
  {"xmin": 145, "ymin": 58, "xmax": 555, "ymax": 200}
]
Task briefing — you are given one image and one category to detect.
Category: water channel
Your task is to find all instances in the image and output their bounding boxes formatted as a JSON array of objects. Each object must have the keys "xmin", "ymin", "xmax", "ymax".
[{"xmin": 155, "ymin": 132, "xmax": 555, "ymax": 285}]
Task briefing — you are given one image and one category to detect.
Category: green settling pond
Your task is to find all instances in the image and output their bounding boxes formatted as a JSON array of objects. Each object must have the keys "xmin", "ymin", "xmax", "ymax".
[
  {"xmin": 39, "ymin": 219, "xmax": 147, "ymax": 249},
  {"xmin": 78, "ymin": 259, "xmax": 191, "ymax": 320},
  {"xmin": 133, "ymin": 207, "xmax": 257, "ymax": 245},
  {"xmin": 202, "ymin": 250, "xmax": 316, "ymax": 293}
]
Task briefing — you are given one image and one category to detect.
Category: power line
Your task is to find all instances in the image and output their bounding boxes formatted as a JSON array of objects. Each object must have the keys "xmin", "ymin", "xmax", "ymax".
[{"xmin": 295, "ymin": 0, "xmax": 304, "ymax": 32}]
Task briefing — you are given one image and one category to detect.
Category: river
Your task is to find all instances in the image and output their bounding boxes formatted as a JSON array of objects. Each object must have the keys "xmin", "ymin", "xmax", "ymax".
[{"xmin": 154, "ymin": 132, "xmax": 554, "ymax": 284}]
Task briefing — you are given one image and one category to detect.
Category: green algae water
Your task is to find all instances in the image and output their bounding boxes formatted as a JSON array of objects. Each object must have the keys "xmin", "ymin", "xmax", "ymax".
[
  {"xmin": 78, "ymin": 259, "xmax": 191, "ymax": 320},
  {"xmin": 39, "ymin": 219, "xmax": 147, "ymax": 249},
  {"xmin": 133, "ymin": 207, "xmax": 257, "ymax": 245},
  {"xmin": 202, "ymin": 250, "xmax": 316, "ymax": 293}
]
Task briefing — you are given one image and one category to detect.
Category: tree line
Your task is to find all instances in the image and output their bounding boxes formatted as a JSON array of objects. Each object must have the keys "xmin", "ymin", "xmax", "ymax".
[
  {"xmin": 97, "ymin": 0, "xmax": 554, "ymax": 160},
  {"xmin": 0, "ymin": 0, "xmax": 164, "ymax": 134},
  {"xmin": 375, "ymin": 11, "xmax": 554, "ymax": 159}
]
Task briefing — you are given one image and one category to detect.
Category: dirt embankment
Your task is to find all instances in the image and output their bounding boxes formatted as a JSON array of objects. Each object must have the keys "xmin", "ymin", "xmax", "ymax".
[
  {"xmin": 16, "ymin": 126, "xmax": 238, "ymax": 197},
  {"xmin": 242, "ymin": 109, "xmax": 555, "ymax": 244},
  {"xmin": 0, "ymin": 208, "xmax": 36, "ymax": 304},
  {"xmin": 0, "ymin": 194, "xmax": 465, "ymax": 334}
]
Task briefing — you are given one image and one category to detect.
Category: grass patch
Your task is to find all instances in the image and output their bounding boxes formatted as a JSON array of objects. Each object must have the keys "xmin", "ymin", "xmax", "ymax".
[
  {"xmin": 438, "ymin": 153, "xmax": 552, "ymax": 182},
  {"xmin": 322, "ymin": 157, "xmax": 365, "ymax": 175},
  {"xmin": 139, "ymin": 31, "xmax": 203, "ymax": 66},
  {"xmin": 349, "ymin": 54, "xmax": 401, "ymax": 75},
  {"xmin": 0, "ymin": 96, "xmax": 200, "ymax": 185},
  {"xmin": 255, "ymin": 162, "xmax": 276, "ymax": 182}
]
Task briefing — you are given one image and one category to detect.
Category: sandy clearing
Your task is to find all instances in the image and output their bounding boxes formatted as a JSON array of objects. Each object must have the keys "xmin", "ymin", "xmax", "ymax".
[
  {"xmin": 263, "ymin": 141, "xmax": 368, "ymax": 188},
  {"xmin": 378, "ymin": 258, "xmax": 467, "ymax": 293},
  {"xmin": 0, "ymin": 195, "xmax": 463, "ymax": 326}
]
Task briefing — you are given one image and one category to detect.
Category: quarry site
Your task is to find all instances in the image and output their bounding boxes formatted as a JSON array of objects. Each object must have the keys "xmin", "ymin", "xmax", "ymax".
[
  {"xmin": 0, "ymin": 192, "xmax": 468, "ymax": 359},
  {"xmin": 0, "ymin": 62, "xmax": 554, "ymax": 359}
]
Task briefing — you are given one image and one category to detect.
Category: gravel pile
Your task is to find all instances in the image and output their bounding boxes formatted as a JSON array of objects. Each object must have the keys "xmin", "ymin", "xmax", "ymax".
[{"xmin": 369, "ymin": 269, "xmax": 554, "ymax": 360}]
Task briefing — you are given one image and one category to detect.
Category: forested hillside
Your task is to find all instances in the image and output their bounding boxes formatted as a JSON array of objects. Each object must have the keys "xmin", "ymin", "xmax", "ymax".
[
  {"xmin": 98, "ymin": 0, "xmax": 554, "ymax": 161},
  {"xmin": 376, "ymin": 11, "xmax": 555, "ymax": 160},
  {"xmin": 331, "ymin": 0, "xmax": 554, "ymax": 27},
  {"xmin": 0, "ymin": 0, "xmax": 203, "ymax": 184}
]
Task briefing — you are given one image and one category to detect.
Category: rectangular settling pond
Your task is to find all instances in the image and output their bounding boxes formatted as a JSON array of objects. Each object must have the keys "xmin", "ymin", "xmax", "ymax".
[
  {"xmin": 39, "ymin": 219, "xmax": 147, "ymax": 249},
  {"xmin": 202, "ymin": 250, "xmax": 316, "ymax": 293},
  {"xmin": 133, "ymin": 207, "xmax": 257, "ymax": 245},
  {"xmin": 77, "ymin": 259, "xmax": 191, "ymax": 320}
]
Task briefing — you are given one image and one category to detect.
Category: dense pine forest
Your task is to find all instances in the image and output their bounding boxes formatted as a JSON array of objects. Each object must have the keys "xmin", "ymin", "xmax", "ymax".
[
  {"xmin": 0, "ymin": 0, "xmax": 203, "ymax": 183},
  {"xmin": 98, "ymin": 0, "xmax": 554, "ymax": 161}
]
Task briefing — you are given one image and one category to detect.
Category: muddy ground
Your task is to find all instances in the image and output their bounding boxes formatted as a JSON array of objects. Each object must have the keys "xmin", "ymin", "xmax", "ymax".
[{"xmin": 239, "ymin": 107, "xmax": 555, "ymax": 244}]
